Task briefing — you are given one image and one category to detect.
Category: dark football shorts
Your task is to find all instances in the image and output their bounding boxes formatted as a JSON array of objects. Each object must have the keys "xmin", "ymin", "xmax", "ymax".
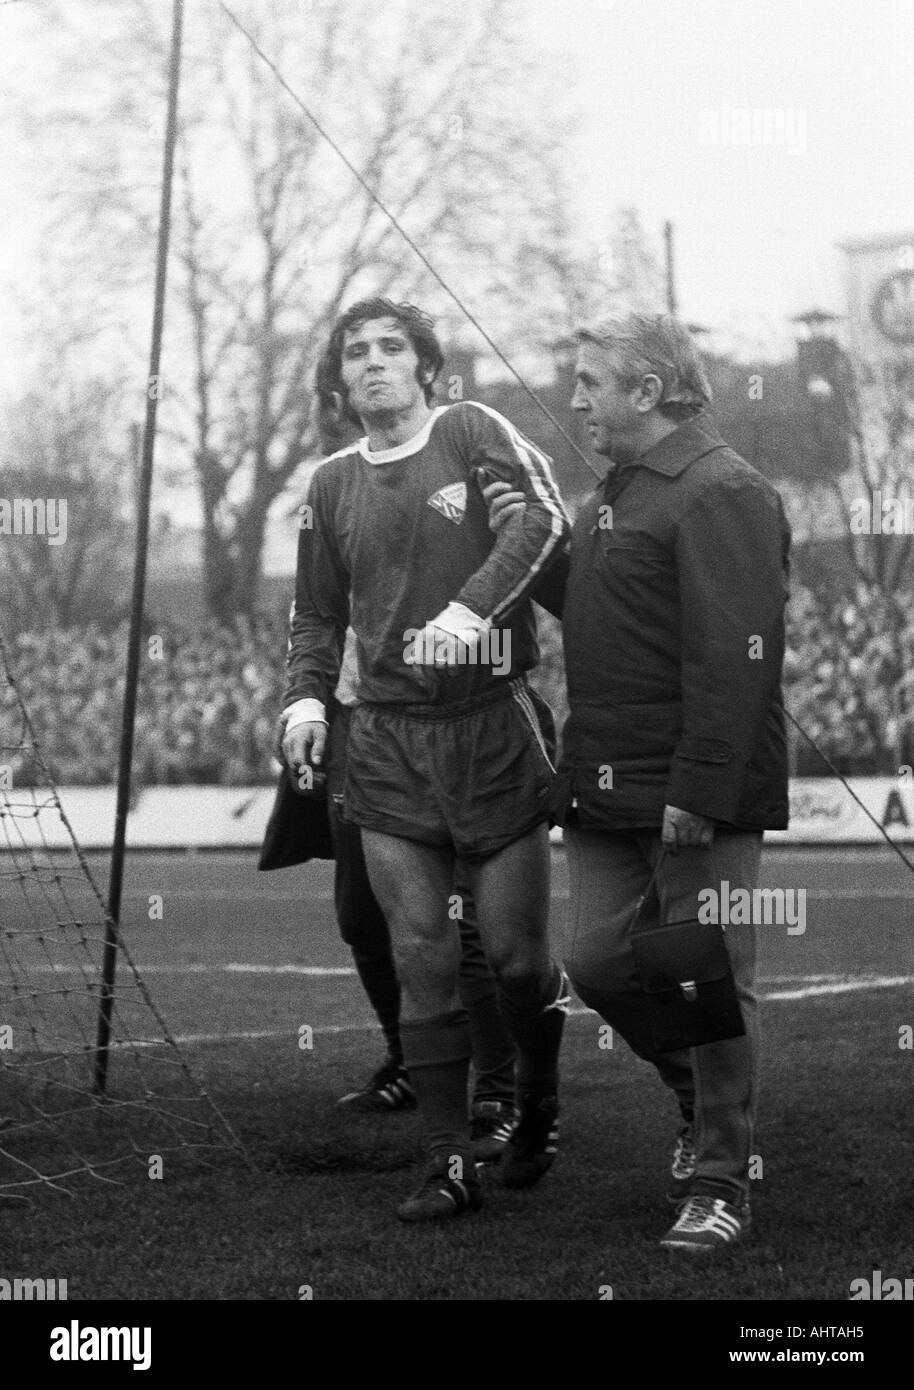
[{"xmin": 343, "ymin": 677, "xmax": 556, "ymax": 859}]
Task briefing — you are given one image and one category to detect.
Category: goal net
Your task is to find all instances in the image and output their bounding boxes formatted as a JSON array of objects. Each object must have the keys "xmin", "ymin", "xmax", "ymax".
[{"xmin": 0, "ymin": 631, "xmax": 244, "ymax": 1200}]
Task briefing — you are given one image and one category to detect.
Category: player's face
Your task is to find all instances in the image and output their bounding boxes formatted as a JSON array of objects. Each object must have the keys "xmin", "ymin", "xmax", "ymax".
[
  {"xmin": 571, "ymin": 342, "xmax": 647, "ymax": 464},
  {"xmin": 340, "ymin": 318, "xmax": 428, "ymax": 423}
]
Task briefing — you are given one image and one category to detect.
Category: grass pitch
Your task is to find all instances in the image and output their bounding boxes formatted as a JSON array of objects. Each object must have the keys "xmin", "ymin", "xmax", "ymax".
[{"xmin": 2, "ymin": 847, "xmax": 912, "ymax": 1301}]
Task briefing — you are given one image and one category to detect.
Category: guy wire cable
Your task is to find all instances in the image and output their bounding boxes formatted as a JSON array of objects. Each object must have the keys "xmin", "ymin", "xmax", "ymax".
[
  {"xmin": 217, "ymin": 0, "xmax": 602, "ymax": 484},
  {"xmin": 218, "ymin": 2, "xmax": 914, "ymax": 883},
  {"xmin": 785, "ymin": 709, "xmax": 914, "ymax": 875}
]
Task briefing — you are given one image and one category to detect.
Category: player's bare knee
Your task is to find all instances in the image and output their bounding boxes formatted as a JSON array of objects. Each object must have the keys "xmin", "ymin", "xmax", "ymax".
[{"xmin": 393, "ymin": 931, "xmax": 458, "ymax": 988}]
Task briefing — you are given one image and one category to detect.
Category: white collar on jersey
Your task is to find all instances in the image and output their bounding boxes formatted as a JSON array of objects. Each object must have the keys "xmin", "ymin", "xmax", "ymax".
[{"xmin": 356, "ymin": 405, "xmax": 447, "ymax": 464}]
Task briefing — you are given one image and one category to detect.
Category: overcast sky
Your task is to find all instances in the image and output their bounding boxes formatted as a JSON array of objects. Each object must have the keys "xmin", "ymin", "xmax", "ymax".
[
  {"xmin": 543, "ymin": 0, "xmax": 914, "ymax": 355},
  {"xmin": 1, "ymin": 0, "xmax": 911, "ymax": 377}
]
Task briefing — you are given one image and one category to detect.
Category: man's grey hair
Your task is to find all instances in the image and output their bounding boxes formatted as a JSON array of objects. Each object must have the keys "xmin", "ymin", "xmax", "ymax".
[{"xmin": 575, "ymin": 312, "xmax": 712, "ymax": 420}]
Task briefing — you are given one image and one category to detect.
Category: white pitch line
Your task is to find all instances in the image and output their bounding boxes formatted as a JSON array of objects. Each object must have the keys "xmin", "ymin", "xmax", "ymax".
[
  {"xmin": 13, "ymin": 963, "xmax": 357, "ymax": 976},
  {"xmin": 765, "ymin": 848, "xmax": 914, "ymax": 863},
  {"xmin": 800, "ymin": 889, "xmax": 914, "ymax": 899},
  {"xmin": 225, "ymin": 963, "xmax": 353, "ymax": 975},
  {"xmin": 119, "ymin": 888, "xmax": 335, "ymax": 902},
  {"xmin": 118, "ymin": 887, "xmax": 912, "ymax": 904},
  {"xmin": 549, "ymin": 888, "xmax": 914, "ymax": 902},
  {"xmin": 13, "ymin": 966, "xmax": 913, "ymax": 991},
  {"xmin": 763, "ymin": 975, "xmax": 914, "ymax": 1001},
  {"xmin": 137, "ymin": 976, "xmax": 913, "ymax": 1047},
  {"xmin": 116, "ymin": 1020, "xmax": 382, "ymax": 1048},
  {"xmin": 761, "ymin": 973, "xmax": 847, "ymax": 984}
]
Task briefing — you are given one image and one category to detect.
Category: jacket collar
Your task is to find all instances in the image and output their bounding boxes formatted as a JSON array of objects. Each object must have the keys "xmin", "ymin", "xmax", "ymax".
[{"xmin": 620, "ymin": 413, "xmax": 728, "ymax": 479}]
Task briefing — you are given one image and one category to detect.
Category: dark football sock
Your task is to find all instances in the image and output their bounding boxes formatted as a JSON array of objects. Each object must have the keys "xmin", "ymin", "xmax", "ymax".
[
  {"xmin": 498, "ymin": 963, "xmax": 568, "ymax": 1098},
  {"xmin": 350, "ymin": 948, "xmax": 402, "ymax": 1065},
  {"xmin": 399, "ymin": 1009, "xmax": 474, "ymax": 1170},
  {"xmin": 459, "ymin": 974, "xmax": 516, "ymax": 1109}
]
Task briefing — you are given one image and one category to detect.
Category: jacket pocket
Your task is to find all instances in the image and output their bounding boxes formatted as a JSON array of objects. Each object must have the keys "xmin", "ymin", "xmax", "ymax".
[{"xmin": 599, "ymin": 538, "xmax": 667, "ymax": 567}]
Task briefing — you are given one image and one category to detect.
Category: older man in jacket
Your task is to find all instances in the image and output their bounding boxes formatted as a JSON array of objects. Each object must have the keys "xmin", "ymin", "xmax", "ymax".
[{"xmin": 488, "ymin": 313, "xmax": 790, "ymax": 1253}]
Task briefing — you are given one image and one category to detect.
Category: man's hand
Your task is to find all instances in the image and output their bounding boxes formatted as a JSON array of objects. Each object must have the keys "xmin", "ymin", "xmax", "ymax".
[
  {"xmin": 282, "ymin": 719, "xmax": 328, "ymax": 773},
  {"xmin": 480, "ymin": 477, "xmax": 526, "ymax": 533},
  {"xmin": 661, "ymin": 804, "xmax": 715, "ymax": 853},
  {"xmin": 409, "ymin": 621, "xmax": 477, "ymax": 667},
  {"xmin": 408, "ymin": 602, "xmax": 488, "ymax": 667}
]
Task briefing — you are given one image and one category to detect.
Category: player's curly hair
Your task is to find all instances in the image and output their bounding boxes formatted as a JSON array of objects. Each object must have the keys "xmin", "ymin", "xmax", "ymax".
[
  {"xmin": 576, "ymin": 312, "xmax": 712, "ymax": 421},
  {"xmin": 317, "ymin": 298, "xmax": 445, "ymax": 427}
]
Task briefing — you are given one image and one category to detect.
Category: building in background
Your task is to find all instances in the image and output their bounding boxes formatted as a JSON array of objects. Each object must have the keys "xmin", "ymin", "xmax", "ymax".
[{"xmin": 841, "ymin": 229, "xmax": 914, "ymax": 369}]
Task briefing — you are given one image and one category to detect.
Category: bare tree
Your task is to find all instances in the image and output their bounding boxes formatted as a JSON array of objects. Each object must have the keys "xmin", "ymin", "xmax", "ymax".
[
  {"xmin": 26, "ymin": 0, "xmax": 575, "ymax": 621},
  {"xmin": 0, "ymin": 380, "xmax": 132, "ymax": 633},
  {"xmin": 840, "ymin": 357, "xmax": 914, "ymax": 591},
  {"xmin": 514, "ymin": 202, "xmax": 667, "ymax": 352},
  {"xmin": 781, "ymin": 348, "xmax": 914, "ymax": 773}
]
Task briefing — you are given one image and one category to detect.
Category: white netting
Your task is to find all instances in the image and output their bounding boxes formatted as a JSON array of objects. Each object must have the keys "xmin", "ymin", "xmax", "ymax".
[{"xmin": 0, "ymin": 631, "xmax": 245, "ymax": 1200}]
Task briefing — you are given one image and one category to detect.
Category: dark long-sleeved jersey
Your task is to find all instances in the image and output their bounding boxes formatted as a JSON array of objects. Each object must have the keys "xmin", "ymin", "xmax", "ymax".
[{"xmin": 283, "ymin": 401, "xmax": 569, "ymax": 708}]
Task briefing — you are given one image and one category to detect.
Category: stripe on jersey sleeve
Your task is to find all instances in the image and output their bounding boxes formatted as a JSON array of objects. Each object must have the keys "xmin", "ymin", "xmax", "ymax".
[{"xmin": 462, "ymin": 400, "xmax": 569, "ymax": 621}]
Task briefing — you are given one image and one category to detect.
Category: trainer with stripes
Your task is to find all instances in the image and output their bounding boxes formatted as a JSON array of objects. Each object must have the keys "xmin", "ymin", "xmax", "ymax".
[{"xmin": 280, "ymin": 298, "xmax": 572, "ymax": 1222}]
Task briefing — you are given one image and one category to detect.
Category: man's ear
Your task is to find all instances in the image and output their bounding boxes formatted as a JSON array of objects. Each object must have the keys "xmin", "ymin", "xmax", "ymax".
[{"xmin": 637, "ymin": 374, "xmax": 665, "ymax": 412}]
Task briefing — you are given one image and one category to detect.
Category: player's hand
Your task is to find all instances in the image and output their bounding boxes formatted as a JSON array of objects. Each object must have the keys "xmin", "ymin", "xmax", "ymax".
[
  {"xmin": 282, "ymin": 719, "xmax": 328, "ymax": 772},
  {"xmin": 410, "ymin": 621, "xmax": 476, "ymax": 666},
  {"xmin": 661, "ymin": 804, "xmax": 715, "ymax": 853},
  {"xmin": 480, "ymin": 478, "xmax": 526, "ymax": 533}
]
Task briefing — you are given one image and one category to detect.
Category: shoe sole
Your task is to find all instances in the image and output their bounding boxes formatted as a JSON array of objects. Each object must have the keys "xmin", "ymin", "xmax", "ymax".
[
  {"xmin": 661, "ymin": 1239, "xmax": 740, "ymax": 1253},
  {"xmin": 397, "ymin": 1194, "xmax": 484, "ymax": 1223}
]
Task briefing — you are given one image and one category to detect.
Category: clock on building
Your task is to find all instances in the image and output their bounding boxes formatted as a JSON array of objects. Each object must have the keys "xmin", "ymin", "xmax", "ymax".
[{"xmin": 871, "ymin": 268, "xmax": 914, "ymax": 344}]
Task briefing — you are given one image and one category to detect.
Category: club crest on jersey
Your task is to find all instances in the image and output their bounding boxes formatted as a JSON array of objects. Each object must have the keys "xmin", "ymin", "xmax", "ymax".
[{"xmin": 427, "ymin": 482, "xmax": 467, "ymax": 525}]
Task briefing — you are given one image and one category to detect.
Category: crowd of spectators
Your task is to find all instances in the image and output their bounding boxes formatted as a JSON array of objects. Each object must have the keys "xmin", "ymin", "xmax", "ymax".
[
  {"xmin": 785, "ymin": 582, "xmax": 914, "ymax": 775},
  {"xmin": 3, "ymin": 583, "xmax": 912, "ymax": 785},
  {"xmin": 4, "ymin": 615, "xmax": 287, "ymax": 787}
]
